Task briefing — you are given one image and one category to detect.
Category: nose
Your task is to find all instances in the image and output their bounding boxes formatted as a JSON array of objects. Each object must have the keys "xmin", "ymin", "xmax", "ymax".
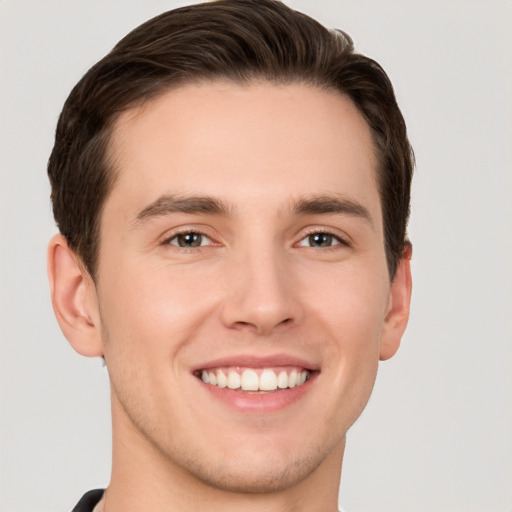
[{"xmin": 220, "ymin": 247, "xmax": 302, "ymax": 336}]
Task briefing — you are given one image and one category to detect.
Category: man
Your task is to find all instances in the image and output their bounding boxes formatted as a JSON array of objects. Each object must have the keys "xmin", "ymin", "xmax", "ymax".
[{"xmin": 47, "ymin": 0, "xmax": 413, "ymax": 510}]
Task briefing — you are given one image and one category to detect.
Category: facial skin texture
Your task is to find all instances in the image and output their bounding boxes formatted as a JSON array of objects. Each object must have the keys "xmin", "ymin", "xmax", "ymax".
[{"xmin": 48, "ymin": 82, "xmax": 412, "ymax": 512}]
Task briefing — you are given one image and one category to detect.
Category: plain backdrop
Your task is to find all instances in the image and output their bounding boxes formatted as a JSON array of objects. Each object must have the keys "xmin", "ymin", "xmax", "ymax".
[{"xmin": 1, "ymin": 1, "xmax": 511, "ymax": 511}]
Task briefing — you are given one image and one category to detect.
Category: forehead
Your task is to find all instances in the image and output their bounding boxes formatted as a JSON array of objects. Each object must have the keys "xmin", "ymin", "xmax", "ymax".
[{"xmin": 106, "ymin": 81, "xmax": 380, "ymax": 221}]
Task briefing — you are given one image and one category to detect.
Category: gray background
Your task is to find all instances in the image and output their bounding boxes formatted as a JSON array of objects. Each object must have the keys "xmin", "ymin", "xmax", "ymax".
[{"xmin": 1, "ymin": 1, "xmax": 511, "ymax": 511}]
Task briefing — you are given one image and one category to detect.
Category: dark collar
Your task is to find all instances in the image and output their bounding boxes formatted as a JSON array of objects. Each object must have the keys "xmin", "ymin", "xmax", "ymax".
[{"xmin": 71, "ymin": 489, "xmax": 105, "ymax": 512}]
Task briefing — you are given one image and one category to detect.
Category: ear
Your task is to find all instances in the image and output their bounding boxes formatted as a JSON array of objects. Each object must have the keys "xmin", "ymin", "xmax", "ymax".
[
  {"xmin": 47, "ymin": 234, "xmax": 104, "ymax": 357},
  {"xmin": 380, "ymin": 244, "xmax": 413, "ymax": 361}
]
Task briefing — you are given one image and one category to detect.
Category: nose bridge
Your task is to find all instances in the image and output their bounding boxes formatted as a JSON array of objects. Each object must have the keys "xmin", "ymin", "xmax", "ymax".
[{"xmin": 221, "ymin": 236, "xmax": 299, "ymax": 335}]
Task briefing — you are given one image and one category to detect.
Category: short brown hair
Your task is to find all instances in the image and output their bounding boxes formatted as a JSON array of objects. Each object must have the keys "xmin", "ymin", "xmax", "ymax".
[{"xmin": 48, "ymin": 0, "xmax": 413, "ymax": 279}]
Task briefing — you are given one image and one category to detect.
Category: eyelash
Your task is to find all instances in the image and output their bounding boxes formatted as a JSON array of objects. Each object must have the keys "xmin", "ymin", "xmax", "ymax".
[
  {"xmin": 161, "ymin": 229, "xmax": 215, "ymax": 249},
  {"xmin": 296, "ymin": 228, "xmax": 349, "ymax": 249},
  {"xmin": 161, "ymin": 227, "xmax": 349, "ymax": 251}
]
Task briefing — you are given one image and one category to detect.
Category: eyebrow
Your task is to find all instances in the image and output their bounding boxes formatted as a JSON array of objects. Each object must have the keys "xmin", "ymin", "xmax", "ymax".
[
  {"xmin": 131, "ymin": 193, "xmax": 373, "ymax": 228},
  {"xmin": 132, "ymin": 194, "xmax": 232, "ymax": 227},
  {"xmin": 292, "ymin": 195, "xmax": 374, "ymax": 227}
]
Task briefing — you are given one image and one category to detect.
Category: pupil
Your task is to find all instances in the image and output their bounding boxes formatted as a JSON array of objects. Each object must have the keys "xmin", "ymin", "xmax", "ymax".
[
  {"xmin": 309, "ymin": 233, "xmax": 332, "ymax": 247},
  {"xmin": 178, "ymin": 233, "xmax": 201, "ymax": 247}
]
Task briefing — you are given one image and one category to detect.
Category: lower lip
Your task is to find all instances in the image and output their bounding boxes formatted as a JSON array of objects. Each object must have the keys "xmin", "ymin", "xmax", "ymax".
[{"xmin": 197, "ymin": 374, "xmax": 316, "ymax": 413}]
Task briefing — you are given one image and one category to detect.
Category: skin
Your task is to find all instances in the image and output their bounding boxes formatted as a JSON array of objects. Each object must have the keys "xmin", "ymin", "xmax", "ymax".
[{"xmin": 48, "ymin": 82, "xmax": 412, "ymax": 512}]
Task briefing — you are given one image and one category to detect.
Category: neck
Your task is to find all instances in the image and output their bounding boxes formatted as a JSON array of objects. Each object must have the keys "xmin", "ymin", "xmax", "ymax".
[{"xmin": 104, "ymin": 399, "xmax": 345, "ymax": 512}]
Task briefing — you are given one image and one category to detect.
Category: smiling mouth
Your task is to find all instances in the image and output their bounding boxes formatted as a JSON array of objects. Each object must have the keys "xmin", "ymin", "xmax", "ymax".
[{"xmin": 194, "ymin": 367, "xmax": 311, "ymax": 393}]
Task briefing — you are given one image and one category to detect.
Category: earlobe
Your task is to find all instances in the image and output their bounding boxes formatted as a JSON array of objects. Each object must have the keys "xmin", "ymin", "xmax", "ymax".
[
  {"xmin": 47, "ymin": 234, "xmax": 104, "ymax": 357},
  {"xmin": 380, "ymin": 244, "xmax": 413, "ymax": 361}
]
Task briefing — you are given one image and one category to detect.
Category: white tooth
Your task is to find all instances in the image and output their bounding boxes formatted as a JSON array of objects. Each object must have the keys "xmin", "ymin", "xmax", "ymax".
[
  {"xmin": 208, "ymin": 372, "xmax": 217, "ymax": 385},
  {"xmin": 202, "ymin": 370, "xmax": 209, "ymax": 383},
  {"xmin": 298, "ymin": 371, "xmax": 307, "ymax": 385},
  {"xmin": 241, "ymin": 369, "xmax": 259, "ymax": 391},
  {"xmin": 288, "ymin": 370, "xmax": 298, "ymax": 388},
  {"xmin": 216, "ymin": 370, "xmax": 227, "ymax": 388},
  {"xmin": 227, "ymin": 371, "xmax": 241, "ymax": 389},
  {"xmin": 259, "ymin": 369, "xmax": 278, "ymax": 391},
  {"xmin": 277, "ymin": 370, "xmax": 288, "ymax": 389}
]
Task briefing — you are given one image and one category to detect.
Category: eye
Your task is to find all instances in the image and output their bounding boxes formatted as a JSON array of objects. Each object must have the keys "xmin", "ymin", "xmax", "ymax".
[
  {"xmin": 297, "ymin": 232, "xmax": 343, "ymax": 248},
  {"xmin": 167, "ymin": 231, "xmax": 212, "ymax": 248}
]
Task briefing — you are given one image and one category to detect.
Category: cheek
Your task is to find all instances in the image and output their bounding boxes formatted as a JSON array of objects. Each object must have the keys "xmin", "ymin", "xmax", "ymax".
[
  {"xmin": 97, "ymin": 264, "xmax": 214, "ymax": 422},
  {"xmin": 303, "ymin": 261, "xmax": 389, "ymax": 342},
  {"xmin": 303, "ymin": 264, "xmax": 388, "ymax": 403},
  {"xmin": 97, "ymin": 259, "xmax": 221, "ymax": 360},
  {"xmin": 315, "ymin": 294, "xmax": 383, "ymax": 431}
]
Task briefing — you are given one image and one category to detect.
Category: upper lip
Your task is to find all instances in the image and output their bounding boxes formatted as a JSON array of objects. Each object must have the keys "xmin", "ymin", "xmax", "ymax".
[{"xmin": 191, "ymin": 354, "xmax": 320, "ymax": 373}]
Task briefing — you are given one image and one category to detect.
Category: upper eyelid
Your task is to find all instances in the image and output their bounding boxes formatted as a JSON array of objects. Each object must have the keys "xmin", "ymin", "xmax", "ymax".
[
  {"xmin": 161, "ymin": 230, "xmax": 218, "ymax": 251},
  {"xmin": 159, "ymin": 226, "xmax": 217, "ymax": 244},
  {"xmin": 167, "ymin": 231, "xmax": 211, "ymax": 242},
  {"xmin": 297, "ymin": 226, "xmax": 352, "ymax": 245},
  {"xmin": 157, "ymin": 225, "xmax": 352, "ymax": 246},
  {"xmin": 296, "ymin": 233, "xmax": 347, "ymax": 248}
]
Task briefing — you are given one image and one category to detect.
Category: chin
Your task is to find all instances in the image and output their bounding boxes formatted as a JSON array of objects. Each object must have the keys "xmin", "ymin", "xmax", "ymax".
[{"xmin": 180, "ymin": 449, "xmax": 327, "ymax": 494}]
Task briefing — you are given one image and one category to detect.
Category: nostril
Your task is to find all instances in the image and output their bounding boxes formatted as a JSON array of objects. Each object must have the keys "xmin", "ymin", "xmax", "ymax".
[
  {"xmin": 231, "ymin": 316, "xmax": 293, "ymax": 335},
  {"xmin": 276, "ymin": 317, "xmax": 294, "ymax": 328}
]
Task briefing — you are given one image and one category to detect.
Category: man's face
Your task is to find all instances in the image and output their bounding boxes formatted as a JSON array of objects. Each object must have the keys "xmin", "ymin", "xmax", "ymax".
[{"xmin": 94, "ymin": 82, "xmax": 402, "ymax": 492}]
